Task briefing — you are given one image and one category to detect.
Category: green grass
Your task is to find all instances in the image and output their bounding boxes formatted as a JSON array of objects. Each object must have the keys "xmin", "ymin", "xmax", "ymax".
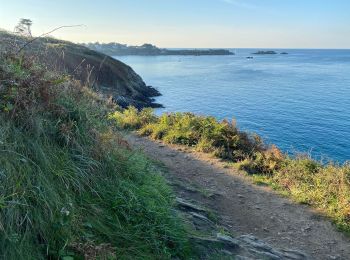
[
  {"xmin": 0, "ymin": 54, "xmax": 190, "ymax": 259},
  {"xmin": 111, "ymin": 106, "xmax": 350, "ymax": 234}
]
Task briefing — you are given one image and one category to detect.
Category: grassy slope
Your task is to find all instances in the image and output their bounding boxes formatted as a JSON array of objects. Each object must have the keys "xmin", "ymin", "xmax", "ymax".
[
  {"xmin": 110, "ymin": 107, "xmax": 350, "ymax": 234},
  {"xmin": 0, "ymin": 30, "xmax": 161, "ymax": 108},
  {"xmin": 0, "ymin": 54, "xmax": 189, "ymax": 259}
]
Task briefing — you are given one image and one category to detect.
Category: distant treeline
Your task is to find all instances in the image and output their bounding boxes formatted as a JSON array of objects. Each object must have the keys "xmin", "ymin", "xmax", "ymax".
[{"xmin": 82, "ymin": 42, "xmax": 234, "ymax": 56}]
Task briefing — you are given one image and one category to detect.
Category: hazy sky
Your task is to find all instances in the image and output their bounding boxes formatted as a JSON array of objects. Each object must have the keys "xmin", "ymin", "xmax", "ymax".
[{"xmin": 1, "ymin": 0, "xmax": 350, "ymax": 48}]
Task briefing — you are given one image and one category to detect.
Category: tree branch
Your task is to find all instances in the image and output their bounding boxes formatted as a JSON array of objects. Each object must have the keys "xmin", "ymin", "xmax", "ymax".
[{"xmin": 16, "ymin": 24, "xmax": 85, "ymax": 55}]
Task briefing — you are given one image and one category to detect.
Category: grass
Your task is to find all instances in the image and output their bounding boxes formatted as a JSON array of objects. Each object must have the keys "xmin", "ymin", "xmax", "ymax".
[
  {"xmin": 0, "ymin": 53, "xmax": 191, "ymax": 259},
  {"xmin": 110, "ymin": 106, "xmax": 350, "ymax": 234}
]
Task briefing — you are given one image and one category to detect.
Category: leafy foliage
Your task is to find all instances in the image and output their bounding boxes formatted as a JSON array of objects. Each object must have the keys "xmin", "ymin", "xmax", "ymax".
[{"xmin": 110, "ymin": 108, "xmax": 283, "ymax": 174}]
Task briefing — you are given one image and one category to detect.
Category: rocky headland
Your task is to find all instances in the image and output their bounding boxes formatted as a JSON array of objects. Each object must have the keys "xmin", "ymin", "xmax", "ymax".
[
  {"xmin": 0, "ymin": 30, "xmax": 162, "ymax": 109},
  {"xmin": 83, "ymin": 42, "xmax": 234, "ymax": 56}
]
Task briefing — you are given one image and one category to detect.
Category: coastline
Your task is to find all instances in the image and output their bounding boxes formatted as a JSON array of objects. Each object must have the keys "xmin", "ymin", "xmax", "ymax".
[
  {"xmin": 83, "ymin": 42, "xmax": 234, "ymax": 56},
  {"xmin": 114, "ymin": 50, "xmax": 350, "ymax": 163}
]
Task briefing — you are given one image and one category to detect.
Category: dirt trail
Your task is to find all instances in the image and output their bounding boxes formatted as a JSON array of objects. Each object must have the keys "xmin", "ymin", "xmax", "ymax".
[{"xmin": 126, "ymin": 134, "xmax": 350, "ymax": 260}]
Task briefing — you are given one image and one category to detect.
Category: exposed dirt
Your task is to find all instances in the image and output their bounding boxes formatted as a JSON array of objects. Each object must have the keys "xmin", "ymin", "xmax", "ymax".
[{"xmin": 126, "ymin": 134, "xmax": 350, "ymax": 260}]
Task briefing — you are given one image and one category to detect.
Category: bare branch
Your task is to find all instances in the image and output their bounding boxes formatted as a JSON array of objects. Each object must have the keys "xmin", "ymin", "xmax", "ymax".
[{"xmin": 16, "ymin": 24, "xmax": 85, "ymax": 55}]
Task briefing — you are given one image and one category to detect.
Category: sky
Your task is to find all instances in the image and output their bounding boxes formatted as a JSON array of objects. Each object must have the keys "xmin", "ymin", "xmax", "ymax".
[{"xmin": 1, "ymin": 0, "xmax": 350, "ymax": 48}]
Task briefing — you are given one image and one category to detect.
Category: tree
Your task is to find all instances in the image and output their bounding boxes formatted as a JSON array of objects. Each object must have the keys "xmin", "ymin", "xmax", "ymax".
[{"xmin": 14, "ymin": 19, "xmax": 33, "ymax": 37}]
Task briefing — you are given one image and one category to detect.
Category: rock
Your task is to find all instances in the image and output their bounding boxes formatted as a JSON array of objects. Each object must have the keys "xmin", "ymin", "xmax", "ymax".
[
  {"xmin": 301, "ymin": 226, "xmax": 312, "ymax": 232},
  {"xmin": 189, "ymin": 234, "xmax": 239, "ymax": 253},
  {"xmin": 114, "ymin": 94, "xmax": 163, "ymax": 109},
  {"xmin": 189, "ymin": 212, "xmax": 216, "ymax": 232},
  {"xmin": 176, "ymin": 197, "xmax": 206, "ymax": 212},
  {"xmin": 280, "ymin": 250, "xmax": 309, "ymax": 259},
  {"xmin": 191, "ymin": 233, "xmax": 308, "ymax": 259},
  {"xmin": 216, "ymin": 233, "xmax": 240, "ymax": 248},
  {"xmin": 184, "ymin": 212, "xmax": 308, "ymax": 260},
  {"xmin": 189, "ymin": 236, "xmax": 230, "ymax": 250},
  {"xmin": 220, "ymin": 249, "xmax": 234, "ymax": 256},
  {"xmin": 252, "ymin": 50, "xmax": 277, "ymax": 55},
  {"xmin": 190, "ymin": 212, "xmax": 212, "ymax": 223},
  {"xmin": 207, "ymin": 191, "xmax": 224, "ymax": 198},
  {"xmin": 189, "ymin": 236, "xmax": 222, "ymax": 246},
  {"xmin": 237, "ymin": 235, "xmax": 308, "ymax": 259},
  {"xmin": 236, "ymin": 256, "xmax": 254, "ymax": 260}
]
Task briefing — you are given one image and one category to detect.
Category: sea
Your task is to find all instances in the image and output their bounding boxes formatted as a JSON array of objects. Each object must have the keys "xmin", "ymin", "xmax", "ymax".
[{"xmin": 114, "ymin": 49, "xmax": 350, "ymax": 163}]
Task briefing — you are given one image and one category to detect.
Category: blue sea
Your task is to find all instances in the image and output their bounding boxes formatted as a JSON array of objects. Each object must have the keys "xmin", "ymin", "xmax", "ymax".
[{"xmin": 114, "ymin": 49, "xmax": 350, "ymax": 163}]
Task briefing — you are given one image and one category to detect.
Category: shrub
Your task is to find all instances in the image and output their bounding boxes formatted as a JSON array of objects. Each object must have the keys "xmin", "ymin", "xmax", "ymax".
[
  {"xmin": 109, "ymin": 106, "xmax": 156, "ymax": 129},
  {"xmin": 273, "ymin": 158, "xmax": 350, "ymax": 231},
  {"xmin": 111, "ymin": 107, "xmax": 277, "ymax": 171}
]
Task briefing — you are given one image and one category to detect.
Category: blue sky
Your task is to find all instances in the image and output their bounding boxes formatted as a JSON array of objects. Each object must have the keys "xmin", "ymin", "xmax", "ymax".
[{"xmin": 1, "ymin": 0, "xmax": 349, "ymax": 48}]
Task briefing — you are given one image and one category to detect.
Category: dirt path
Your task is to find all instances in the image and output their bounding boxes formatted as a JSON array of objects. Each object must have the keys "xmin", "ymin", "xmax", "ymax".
[{"xmin": 126, "ymin": 134, "xmax": 350, "ymax": 260}]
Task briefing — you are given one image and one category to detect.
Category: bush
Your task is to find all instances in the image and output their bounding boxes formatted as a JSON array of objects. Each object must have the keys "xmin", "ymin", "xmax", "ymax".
[
  {"xmin": 111, "ymin": 107, "xmax": 275, "ymax": 170},
  {"xmin": 273, "ymin": 158, "xmax": 350, "ymax": 230},
  {"xmin": 109, "ymin": 106, "xmax": 156, "ymax": 129}
]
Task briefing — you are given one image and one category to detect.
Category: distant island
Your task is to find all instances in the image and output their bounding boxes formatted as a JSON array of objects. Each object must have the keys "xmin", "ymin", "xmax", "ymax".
[
  {"xmin": 252, "ymin": 50, "xmax": 278, "ymax": 55},
  {"xmin": 252, "ymin": 50, "xmax": 289, "ymax": 55},
  {"xmin": 82, "ymin": 42, "xmax": 234, "ymax": 56}
]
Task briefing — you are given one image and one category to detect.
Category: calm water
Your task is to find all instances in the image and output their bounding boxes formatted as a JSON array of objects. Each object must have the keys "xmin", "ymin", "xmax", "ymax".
[{"xmin": 114, "ymin": 49, "xmax": 350, "ymax": 163}]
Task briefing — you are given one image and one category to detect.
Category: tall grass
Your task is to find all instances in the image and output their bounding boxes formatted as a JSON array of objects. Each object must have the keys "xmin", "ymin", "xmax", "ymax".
[
  {"xmin": 110, "ymin": 107, "xmax": 350, "ymax": 233},
  {"xmin": 0, "ymin": 54, "xmax": 190, "ymax": 259}
]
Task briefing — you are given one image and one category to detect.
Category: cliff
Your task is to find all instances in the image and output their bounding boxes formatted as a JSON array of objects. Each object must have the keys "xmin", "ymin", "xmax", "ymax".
[{"xmin": 0, "ymin": 30, "xmax": 161, "ymax": 108}]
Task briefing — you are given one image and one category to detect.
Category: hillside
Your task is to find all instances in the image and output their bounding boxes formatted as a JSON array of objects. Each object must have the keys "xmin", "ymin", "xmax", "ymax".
[
  {"xmin": 0, "ymin": 30, "xmax": 161, "ymax": 109},
  {"xmin": 83, "ymin": 42, "xmax": 234, "ymax": 56},
  {"xmin": 0, "ymin": 38, "xmax": 193, "ymax": 258}
]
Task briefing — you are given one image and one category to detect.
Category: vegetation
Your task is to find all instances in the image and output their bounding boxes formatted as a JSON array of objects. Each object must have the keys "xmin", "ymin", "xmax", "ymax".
[
  {"xmin": 83, "ymin": 42, "xmax": 234, "ymax": 56},
  {"xmin": 0, "ymin": 29, "xmax": 161, "ymax": 109},
  {"xmin": 110, "ymin": 107, "xmax": 350, "ymax": 234},
  {"xmin": 14, "ymin": 19, "xmax": 33, "ymax": 37},
  {"xmin": 0, "ymin": 52, "xmax": 190, "ymax": 259}
]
